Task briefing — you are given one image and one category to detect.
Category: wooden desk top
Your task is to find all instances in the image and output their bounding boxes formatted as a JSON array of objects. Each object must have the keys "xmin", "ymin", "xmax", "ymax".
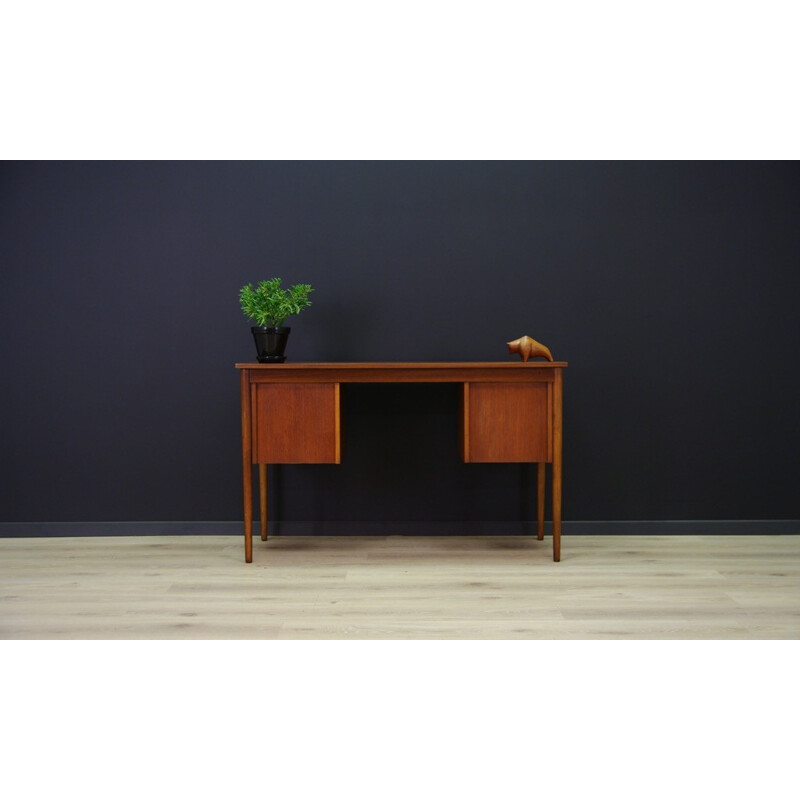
[
  {"xmin": 236, "ymin": 362, "xmax": 567, "ymax": 369},
  {"xmin": 236, "ymin": 362, "xmax": 567, "ymax": 383}
]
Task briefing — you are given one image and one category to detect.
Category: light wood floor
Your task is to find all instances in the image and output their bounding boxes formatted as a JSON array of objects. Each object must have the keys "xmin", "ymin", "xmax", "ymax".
[{"xmin": 1, "ymin": 534, "xmax": 798, "ymax": 639}]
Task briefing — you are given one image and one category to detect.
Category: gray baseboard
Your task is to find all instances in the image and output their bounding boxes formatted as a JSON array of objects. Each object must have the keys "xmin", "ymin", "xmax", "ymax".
[{"xmin": 0, "ymin": 519, "xmax": 797, "ymax": 537}]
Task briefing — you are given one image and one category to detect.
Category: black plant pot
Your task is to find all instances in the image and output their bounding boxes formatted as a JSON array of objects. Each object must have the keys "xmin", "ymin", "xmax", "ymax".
[{"xmin": 251, "ymin": 326, "xmax": 290, "ymax": 363}]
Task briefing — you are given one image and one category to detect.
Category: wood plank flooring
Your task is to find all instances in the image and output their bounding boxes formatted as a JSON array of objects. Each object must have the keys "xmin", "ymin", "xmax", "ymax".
[{"xmin": 1, "ymin": 534, "xmax": 798, "ymax": 639}]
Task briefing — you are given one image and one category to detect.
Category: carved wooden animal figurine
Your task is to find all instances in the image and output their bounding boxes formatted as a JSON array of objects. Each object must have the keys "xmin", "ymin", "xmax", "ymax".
[{"xmin": 507, "ymin": 335, "xmax": 553, "ymax": 362}]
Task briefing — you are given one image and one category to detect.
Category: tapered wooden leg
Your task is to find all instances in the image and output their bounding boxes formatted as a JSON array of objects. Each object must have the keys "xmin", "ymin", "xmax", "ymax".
[
  {"xmin": 537, "ymin": 462, "xmax": 546, "ymax": 540},
  {"xmin": 552, "ymin": 369, "xmax": 563, "ymax": 562},
  {"xmin": 259, "ymin": 464, "xmax": 268, "ymax": 541},
  {"xmin": 241, "ymin": 369, "xmax": 253, "ymax": 563},
  {"xmin": 243, "ymin": 473, "xmax": 253, "ymax": 562},
  {"xmin": 552, "ymin": 470, "xmax": 561, "ymax": 562}
]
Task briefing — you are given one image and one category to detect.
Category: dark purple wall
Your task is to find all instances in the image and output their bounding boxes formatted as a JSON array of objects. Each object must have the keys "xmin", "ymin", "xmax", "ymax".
[{"xmin": 2, "ymin": 161, "xmax": 798, "ymax": 526}]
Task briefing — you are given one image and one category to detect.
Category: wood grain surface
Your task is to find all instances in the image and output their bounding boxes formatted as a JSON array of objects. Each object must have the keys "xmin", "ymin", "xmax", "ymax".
[
  {"xmin": 465, "ymin": 382, "xmax": 550, "ymax": 462},
  {"xmin": 252, "ymin": 382, "xmax": 340, "ymax": 464},
  {"xmin": 1, "ymin": 534, "xmax": 798, "ymax": 639},
  {"xmin": 239, "ymin": 362, "xmax": 566, "ymax": 383}
]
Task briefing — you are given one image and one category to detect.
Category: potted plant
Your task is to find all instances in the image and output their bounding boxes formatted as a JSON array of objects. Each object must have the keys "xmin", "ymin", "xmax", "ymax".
[{"xmin": 239, "ymin": 278, "xmax": 314, "ymax": 363}]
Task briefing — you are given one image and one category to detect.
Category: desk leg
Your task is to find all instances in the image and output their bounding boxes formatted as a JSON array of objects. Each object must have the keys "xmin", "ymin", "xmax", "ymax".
[
  {"xmin": 241, "ymin": 369, "xmax": 253, "ymax": 563},
  {"xmin": 537, "ymin": 462, "xmax": 545, "ymax": 540},
  {"xmin": 552, "ymin": 370, "xmax": 563, "ymax": 562},
  {"xmin": 243, "ymin": 462, "xmax": 253, "ymax": 563},
  {"xmin": 552, "ymin": 466, "xmax": 561, "ymax": 562},
  {"xmin": 259, "ymin": 464, "xmax": 268, "ymax": 541}
]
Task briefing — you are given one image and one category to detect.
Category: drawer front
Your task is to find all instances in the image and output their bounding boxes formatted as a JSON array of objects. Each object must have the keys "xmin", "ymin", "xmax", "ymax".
[
  {"xmin": 464, "ymin": 382, "xmax": 551, "ymax": 463},
  {"xmin": 252, "ymin": 383, "xmax": 340, "ymax": 464}
]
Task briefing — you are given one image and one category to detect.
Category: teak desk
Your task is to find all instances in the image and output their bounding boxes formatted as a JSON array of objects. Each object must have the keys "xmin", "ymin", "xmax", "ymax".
[{"xmin": 236, "ymin": 362, "xmax": 567, "ymax": 563}]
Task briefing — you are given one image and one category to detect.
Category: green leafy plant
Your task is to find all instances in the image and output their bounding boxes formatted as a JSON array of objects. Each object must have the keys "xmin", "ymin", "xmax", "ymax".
[{"xmin": 239, "ymin": 278, "xmax": 314, "ymax": 328}]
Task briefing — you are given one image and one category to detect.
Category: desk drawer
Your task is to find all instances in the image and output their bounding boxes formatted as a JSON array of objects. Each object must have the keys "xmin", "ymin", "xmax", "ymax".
[
  {"xmin": 462, "ymin": 382, "xmax": 551, "ymax": 463},
  {"xmin": 252, "ymin": 382, "xmax": 341, "ymax": 464}
]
